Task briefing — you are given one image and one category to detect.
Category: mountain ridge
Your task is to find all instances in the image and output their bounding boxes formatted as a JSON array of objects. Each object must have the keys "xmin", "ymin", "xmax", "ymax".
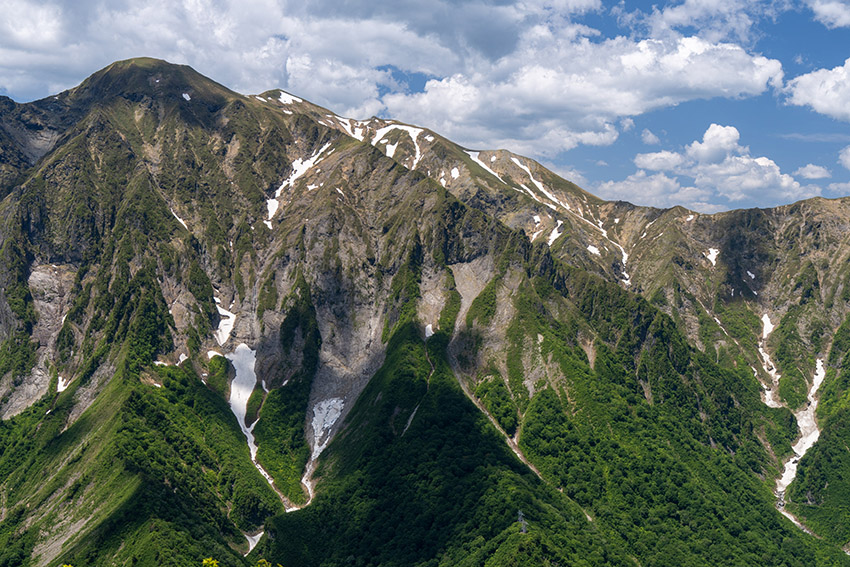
[{"xmin": 1, "ymin": 57, "xmax": 850, "ymax": 565}]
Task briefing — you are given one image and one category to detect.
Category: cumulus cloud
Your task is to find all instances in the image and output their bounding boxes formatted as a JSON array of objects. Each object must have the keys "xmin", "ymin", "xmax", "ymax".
[
  {"xmin": 0, "ymin": 0, "xmax": 786, "ymax": 162},
  {"xmin": 596, "ymin": 170, "xmax": 721, "ymax": 211},
  {"xmin": 841, "ymin": 146, "xmax": 850, "ymax": 170},
  {"xmin": 794, "ymin": 163, "xmax": 831, "ymax": 179},
  {"xmin": 808, "ymin": 0, "xmax": 850, "ymax": 28},
  {"xmin": 786, "ymin": 58, "xmax": 850, "ymax": 122},
  {"xmin": 634, "ymin": 150, "xmax": 685, "ymax": 170},
  {"xmin": 641, "ymin": 128, "xmax": 661, "ymax": 144},
  {"xmin": 598, "ymin": 123, "xmax": 821, "ymax": 211},
  {"xmin": 685, "ymin": 123, "xmax": 745, "ymax": 162}
]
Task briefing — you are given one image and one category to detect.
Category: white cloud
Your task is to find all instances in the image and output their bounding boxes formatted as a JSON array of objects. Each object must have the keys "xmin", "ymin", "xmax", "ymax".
[
  {"xmin": 596, "ymin": 170, "xmax": 721, "ymax": 212},
  {"xmin": 641, "ymin": 128, "xmax": 661, "ymax": 144},
  {"xmin": 827, "ymin": 181, "xmax": 850, "ymax": 194},
  {"xmin": 686, "ymin": 123, "xmax": 745, "ymax": 163},
  {"xmin": 599, "ymin": 123, "xmax": 821, "ymax": 210},
  {"xmin": 646, "ymin": 0, "xmax": 760, "ymax": 43},
  {"xmin": 786, "ymin": 58, "xmax": 850, "ymax": 122},
  {"xmin": 841, "ymin": 146, "xmax": 850, "ymax": 170},
  {"xmin": 384, "ymin": 33, "xmax": 782, "ymax": 154},
  {"xmin": 634, "ymin": 150, "xmax": 685, "ymax": 170},
  {"xmin": 808, "ymin": 0, "xmax": 850, "ymax": 28},
  {"xmin": 794, "ymin": 163, "xmax": 831, "ymax": 179}
]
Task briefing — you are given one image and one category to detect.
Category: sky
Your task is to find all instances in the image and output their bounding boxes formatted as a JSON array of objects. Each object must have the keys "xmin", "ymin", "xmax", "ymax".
[{"xmin": 2, "ymin": 0, "xmax": 850, "ymax": 212}]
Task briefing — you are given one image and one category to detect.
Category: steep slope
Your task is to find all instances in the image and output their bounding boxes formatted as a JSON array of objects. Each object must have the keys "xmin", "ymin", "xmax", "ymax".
[{"xmin": 0, "ymin": 58, "xmax": 850, "ymax": 565}]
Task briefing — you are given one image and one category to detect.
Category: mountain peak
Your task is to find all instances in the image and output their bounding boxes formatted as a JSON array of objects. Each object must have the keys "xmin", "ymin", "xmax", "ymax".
[{"xmin": 69, "ymin": 57, "xmax": 238, "ymax": 106}]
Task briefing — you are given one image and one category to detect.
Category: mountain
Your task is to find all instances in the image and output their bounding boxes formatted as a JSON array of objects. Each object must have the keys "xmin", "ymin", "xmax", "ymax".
[{"xmin": 1, "ymin": 57, "xmax": 850, "ymax": 566}]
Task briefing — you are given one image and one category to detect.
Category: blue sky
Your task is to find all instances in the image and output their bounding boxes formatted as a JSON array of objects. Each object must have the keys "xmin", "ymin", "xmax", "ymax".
[{"xmin": 2, "ymin": 0, "xmax": 850, "ymax": 212}]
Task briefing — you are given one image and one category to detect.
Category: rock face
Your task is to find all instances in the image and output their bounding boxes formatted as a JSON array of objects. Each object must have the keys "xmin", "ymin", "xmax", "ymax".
[{"xmin": 2, "ymin": 58, "xmax": 850, "ymax": 566}]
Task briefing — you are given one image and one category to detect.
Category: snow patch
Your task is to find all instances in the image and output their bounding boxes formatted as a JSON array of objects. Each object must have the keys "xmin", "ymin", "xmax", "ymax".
[
  {"xmin": 466, "ymin": 150, "xmax": 505, "ymax": 183},
  {"xmin": 278, "ymin": 91, "xmax": 302, "ymax": 104},
  {"xmin": 178, "ymin": 353, "xmax": 188, "ymax": 365},
  {"xmin": 762, "ymin": 314, "xmax": 775, "ymax": 339},
  {"xmin": 705, "ymin": 248, "xmax": 719, "ymax": 266},
  {"xmin": 450, "ymin": 167, "xmax": 460, "ymax": 179},
  {"xmin": 311, "ymin": 398, "xmax": 344, "ymax": 459},
  {"xmin": 266, "ymin": 198, "xmax": 279, "ymax": 220},
  {"xmin": 776, "ymin": 359, "xmax": 826, "ymax": 496},
  {"xmin": 276, "ymin": 143, "xmax": 332, "ymax": 197},
  {"xmin": 587, "ymin": 245, "xmax": 601, "ymax": 256},
  {"xmin": 57, "ymin": 376, "xmax": 69, "ymax": 392},
  {"xmin": 533, "ymin": 215, "xmax": 541, "ymax": 225},
  {"xmin": 226, "ymin": 344, "xmax": 276, "ymax": 489},
  {"xmin": 686, "ymin": 214, "xmax": 695, "ymax": 221},
  {"xmin": 207, "ymin": 350, "xmax": 223, "ymax": 360},
  {"xmin": 547, "ymin": 220, "xmax": 564, "ymax": 246},
  {"xmin": 747, "ymin": 270, "xmax": 756, "ymax": 279},
  {"xmin": 614, "ymin": 218, "xmax": 620, "ymax": 224},
  {"xmin": 425, "ymin": 324, "xmax": 434, "ymax": 338},
  {"xmin": 170, "ymin": 208, "xmax": 188, "ymax": 230},
  {"xmin": 758, "ymin": 314, "xmax": 783, "ymax": 408},
  {"xmin": 245, "ymin": 532, "xmax": 263, "ymax": 555},
  {"xmin": 214, "ymin": 303, "xmax": 236, "ymax": 346},
  {"xmin": 262, "ymin": 220, "xmax": 272, "ymax": 230},
  {"xmin": 182, "ymin": 93, "xmax": 191, "ymax": 101},
  {"xmin": 371, "ymin": 124, "xmax": 424, "ymax": 167},
  {"xmin": 153, "ymin": 361, "xmax": 167, "ymax": 367}
]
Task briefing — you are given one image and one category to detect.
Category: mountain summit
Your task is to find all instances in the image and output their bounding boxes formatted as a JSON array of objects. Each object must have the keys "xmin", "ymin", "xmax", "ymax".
[{"xmin": 2, "ymin": 58, "xmax": 850, "ymax": 566}]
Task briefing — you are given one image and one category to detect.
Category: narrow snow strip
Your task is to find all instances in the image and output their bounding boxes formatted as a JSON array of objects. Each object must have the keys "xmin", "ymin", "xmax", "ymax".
[
  {"xmin": 776, "ymin": 359, "xmax": 826, "ymax": 495},
  {"xmin": 153, "ymin": 361, "xmax": 167, "ymax": 367},
  {"xmin": 510, "ymin": 157, "xmax": 571, "ymax": 211},
  {"xmin": 758, "ymin": 314, "xmax": 783, "ymax": 408},
  {"xmin": 705, "ymin": 248, "xmax": 719, "ymax": 266},
  {"xmin": 207, "ymin": 350, "xmax": 223, "ymax": 360},
  {"xmin": 587, "ymin": 245, "xmax": 601, "ymax": 256},
  {"xmin": 311, "ymin": 398, "xmax": 344, "ymax": 459},
  {"xmin": 226, "ymin": 344, "xmax": 276, "ymax": 489},
  {"xmin": 402, "ymin": 404, "xmax": 420, "ymax": 436},
  {"xmin": 170, "ymin": 209, "xmax": 188, "ymax": 230},
  {"xmin": 548, "ymin": 220, "xmax": 564, "ymax": 246},
  {"xmin": 466, "ymin": 151, "xmax": 506, "ymax": 183},
  {"xmin": 275, "ymin": 143, "xmax": 332, "ymax": 198},
  {"xmin": 278, "ymin": 91, "xmax": 302, "ymax": 104},
  {"xmin": 530, "ymin": 229, "xmax": 544, "ymax": 242},
  {"xmin": 747, "ymin": 270, "xmax": 756, "ymax": 279},
  {"xmin": 215, "ymin": 303, "xmax": 236, "ymax": 346}
]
